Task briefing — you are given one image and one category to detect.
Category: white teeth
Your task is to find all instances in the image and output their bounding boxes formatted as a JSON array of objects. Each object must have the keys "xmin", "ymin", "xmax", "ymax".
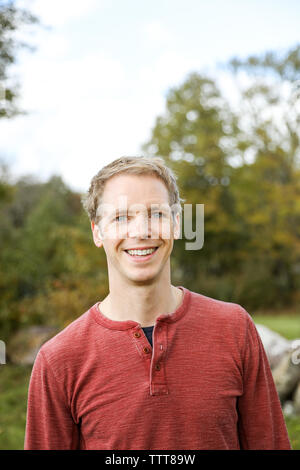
[{"xmin": 127, "ymin": 248, "xmax": 156, "ymax": 256}]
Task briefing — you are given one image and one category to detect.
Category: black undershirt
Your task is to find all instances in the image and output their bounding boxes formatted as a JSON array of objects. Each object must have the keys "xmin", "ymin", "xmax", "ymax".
[{"xmin": 142, "ymin": 325, "xmax": 154, "ymax": 348}]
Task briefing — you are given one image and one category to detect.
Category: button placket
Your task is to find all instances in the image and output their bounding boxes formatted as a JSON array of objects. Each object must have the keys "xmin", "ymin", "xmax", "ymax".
[
  {"xmin": 150, "ymin": 321, "xmax": 168, "ymax": 396},
  {"xmin": 131, "ymin": 327, "xmax": 152, "ymax": 360}
]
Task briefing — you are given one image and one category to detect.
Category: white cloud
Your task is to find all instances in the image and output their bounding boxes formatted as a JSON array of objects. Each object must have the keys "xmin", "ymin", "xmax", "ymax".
[
  {"xmin": 4, "ymin": 0, "xmax": 299, "ymax": 193},
  {"xmin": 137, "ymin": 51, "xmax": 201, "ymax": 92},
  {"xmin": 142, "ymin": 21, "xmax": 173, "ymax": 45},
  {"xmin": 0, "ymin": 32, "xmax": 205, "ymax": 191},
  {"xmin": 0, "ymin": 47, "xmax": 130, "ymax": 190},
  {"xmin": 29, "ymin": 0, "xmax": 101, "ymax": 27}
]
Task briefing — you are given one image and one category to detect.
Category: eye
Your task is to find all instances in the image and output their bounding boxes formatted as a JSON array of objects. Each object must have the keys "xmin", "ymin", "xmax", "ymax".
[
  {"xmin": 151, "ymin": 211, "xmax": 163, "ymax": 219},
  {"xmin": 115, "ymin": 214, "xmax": 128, "ymax": 222}
]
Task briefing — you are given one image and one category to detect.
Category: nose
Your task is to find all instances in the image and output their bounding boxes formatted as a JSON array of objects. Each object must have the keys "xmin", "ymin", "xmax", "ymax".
[{"xmin": 128, "ymin": 213, "xmax": 151, "ymax": 239}]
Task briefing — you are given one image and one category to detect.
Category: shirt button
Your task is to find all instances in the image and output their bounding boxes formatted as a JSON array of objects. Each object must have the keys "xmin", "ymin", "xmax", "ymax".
[
  {"xmin": 155, "ymin": 363, "xmax": 161, "ymax": 370},
  {"xmin": 143, "ymin": 346, "xmax": 151, "ymax": 354},
  {"xmin": 133, "ymin": 331, "xmax": 141, "ymax": 338}
]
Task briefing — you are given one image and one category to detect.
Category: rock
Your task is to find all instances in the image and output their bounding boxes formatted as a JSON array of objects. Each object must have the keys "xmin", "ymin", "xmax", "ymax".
[
  {"xmin": 255, "ymin": 323, "xmax": 292, "ymax": 369},
  {"xmin": 7, "ymin": 325, "xmax": 59, "ymax": 365},
  {"xmin": 272, "ymin": 350, "xmax": 300, "ymax": 402}
]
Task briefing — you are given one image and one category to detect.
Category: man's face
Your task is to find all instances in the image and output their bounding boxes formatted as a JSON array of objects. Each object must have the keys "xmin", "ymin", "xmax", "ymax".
[{"xmin": 91, "ymin": 173, "xmax": 180, "ymax": 285}]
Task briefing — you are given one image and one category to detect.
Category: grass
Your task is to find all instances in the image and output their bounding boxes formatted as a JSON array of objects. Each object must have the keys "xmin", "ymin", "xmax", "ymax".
[
  {"xmin": 0, "ymin": 364, "xmax": 32, "ymax": 450},
  {"xmin": 0, "ymin": 312, "xmax": 299, "ymax": 450},
  {"xmin": 251, "ymin": 312, "xmax": 300, "ymax": 340},
  {"xmin": 284, "ymin": 416, "xmax": 300, "ymax": 450},
  {"xmin": 252, "ymin": 311, "xmax": 300, "ymax": 450}
]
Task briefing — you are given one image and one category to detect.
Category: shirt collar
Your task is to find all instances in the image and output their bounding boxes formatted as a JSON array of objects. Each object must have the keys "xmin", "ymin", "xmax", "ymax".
[{"xmin": 91, "ymin": 286, "xmax": 191, "ymax": 330}]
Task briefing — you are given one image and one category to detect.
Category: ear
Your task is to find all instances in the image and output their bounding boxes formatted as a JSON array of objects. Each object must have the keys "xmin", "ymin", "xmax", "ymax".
[{"xmin": 91, "ymin": 221, "xmax": 103, "ymax": 248}]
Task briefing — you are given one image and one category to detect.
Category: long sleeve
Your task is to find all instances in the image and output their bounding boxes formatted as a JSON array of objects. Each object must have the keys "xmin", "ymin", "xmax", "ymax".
[
  {"xmin": 24, "ymin": 348, "xmax": 80, "ymax": 450},
  {"xmin": 237, "ymin": 312, "xmax": 292, "ymax": 450}
]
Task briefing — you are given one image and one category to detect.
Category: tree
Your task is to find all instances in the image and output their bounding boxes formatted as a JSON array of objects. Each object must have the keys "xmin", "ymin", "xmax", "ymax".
[
  {"xmin": 0, "ymin": 175, "xmax": 108, "ymax": 340},
  {"xmin": 0, "ymin": 4, "xmax": 108, "ymax": 341},
  {"xmin": 227, "ymin": 44, "xmax": 300, "ymax": 308},
  {"xmin": 143, "ymin": 44, "xmax": 300, "ymax": 311},
  {"xmin": 0, "ymin": 0, "xmax": 38, "ymax": 118},
  {"xmin": 0, "ymin": 0, "xmax": 39, "ymax": 206}
]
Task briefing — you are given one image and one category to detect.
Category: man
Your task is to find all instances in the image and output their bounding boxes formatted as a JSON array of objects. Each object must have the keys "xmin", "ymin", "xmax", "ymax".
[{"xmin": 24, "ymin": 156, "xmax": 291, "ymax": 450}]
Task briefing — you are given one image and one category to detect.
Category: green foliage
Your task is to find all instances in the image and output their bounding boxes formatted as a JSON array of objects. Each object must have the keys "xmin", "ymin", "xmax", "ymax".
[
  {"xmin": 229, "ymin": 43, "xmax": 300, "ymax": 80},
  {"xmin": 0, "ymin": 174, "xmax": 108, "ymax": 341},
  {"xmin": 143, "ymin": 44, "xmax": 300, "ymax": 312},
  {"xmin": 0, "ymin": 0, "xmax": 39, "ymax": 118}
]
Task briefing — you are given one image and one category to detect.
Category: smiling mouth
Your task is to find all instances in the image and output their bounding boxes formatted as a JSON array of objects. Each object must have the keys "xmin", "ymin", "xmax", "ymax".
[{"xmin": 124, "ymin": 247, "xmax": 159, "ymax": 259}]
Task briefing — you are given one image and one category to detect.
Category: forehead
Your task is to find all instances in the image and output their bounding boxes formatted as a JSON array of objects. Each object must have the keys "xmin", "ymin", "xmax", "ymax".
[{"xmin": 101, "ymin": 173, "xmax": 170, "ymax": 206}]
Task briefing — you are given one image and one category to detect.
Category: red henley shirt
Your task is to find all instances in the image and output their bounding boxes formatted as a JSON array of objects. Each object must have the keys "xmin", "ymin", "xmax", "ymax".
[{"xmin": 24, "ymin": 286, "xmax": 291, "ymax": 450}]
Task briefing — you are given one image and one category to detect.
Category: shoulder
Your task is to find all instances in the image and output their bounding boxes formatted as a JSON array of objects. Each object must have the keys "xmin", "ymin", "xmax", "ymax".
[
  {"xmin": 188, "ymin": 291, "xmax": 261, "ymax": 355},
  {"xmin": 185, "ymin": 288, "xmax": 256, "ymax": 348},
  {"xmin": 188, "ymin": 288, "xmax": 251, "ymax": 325},
  {"xmin": 37, "ymin": 305, "xmax": 99, "ymax": 373}
]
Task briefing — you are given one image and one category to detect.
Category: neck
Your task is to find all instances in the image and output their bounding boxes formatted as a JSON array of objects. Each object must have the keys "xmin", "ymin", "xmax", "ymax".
[{"xmin": 100, "ymin": 282, "xmax": 183, "ymax": 327}]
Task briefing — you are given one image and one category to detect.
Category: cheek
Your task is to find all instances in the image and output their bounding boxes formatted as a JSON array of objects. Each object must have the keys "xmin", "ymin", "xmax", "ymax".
[
  {"xmin": 162, "ymin": 221, "xmax": 173, "ymax": 240},
  {"xmin": 104, "ymin": 243, "xmax": 119, "ymax": 262},
  {"xmin": 151, "ymin": 219, "xmax": 173, "ymax": 239},
  {"xmin": 102, "ymin": 222, "xmax": 124, "ymax": 241}
]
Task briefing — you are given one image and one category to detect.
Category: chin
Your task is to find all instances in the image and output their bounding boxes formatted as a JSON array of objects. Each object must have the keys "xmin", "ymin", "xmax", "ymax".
[
  {"xmin": 128, "ymin": 274, "xmax": 156, "ymax": 283},
  {"xmin": 125, "ymin": 271, "xmax": 159, "ymax": 284}
]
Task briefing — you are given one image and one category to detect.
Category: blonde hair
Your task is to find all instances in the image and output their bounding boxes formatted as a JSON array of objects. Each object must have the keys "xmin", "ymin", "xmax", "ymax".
[{"xmin": 82, "ymin": 156, "xmax": 185, "ymax": 223}]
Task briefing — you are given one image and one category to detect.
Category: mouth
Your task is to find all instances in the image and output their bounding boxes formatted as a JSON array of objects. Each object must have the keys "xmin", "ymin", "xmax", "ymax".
[{"xmin": 123, "ymin": 246, "xmax": 159, "ymax": 262}]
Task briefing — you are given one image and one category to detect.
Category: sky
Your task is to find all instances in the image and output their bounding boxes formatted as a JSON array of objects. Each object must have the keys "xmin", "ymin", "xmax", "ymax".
[{"xmin": 1, "ymin": 0, "xmax": 300, "ymax": 193}]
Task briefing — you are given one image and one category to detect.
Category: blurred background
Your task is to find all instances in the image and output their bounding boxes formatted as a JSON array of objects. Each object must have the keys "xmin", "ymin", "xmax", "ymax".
[{"xmin": 0, "ymin": 0, "xmax": 300, "ymax": 449}]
